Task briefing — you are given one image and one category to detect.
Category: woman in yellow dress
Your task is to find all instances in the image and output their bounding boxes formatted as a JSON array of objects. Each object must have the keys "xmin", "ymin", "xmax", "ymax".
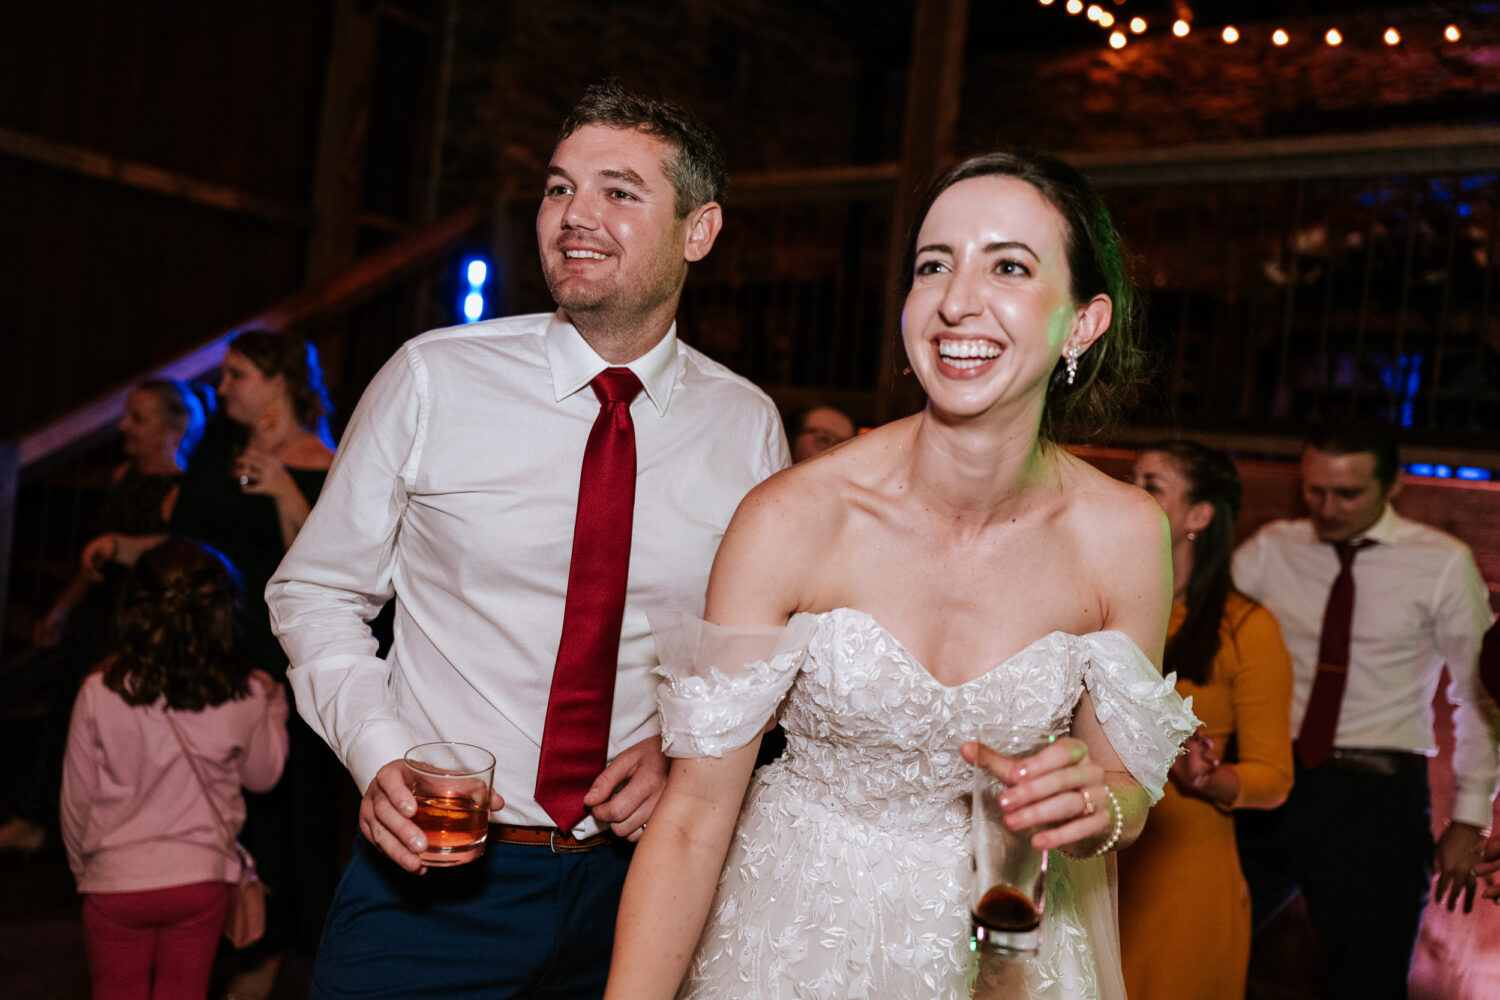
[{"xmin": 1119, "ymin": 440, "xmax": 1295, "ymax": 999}]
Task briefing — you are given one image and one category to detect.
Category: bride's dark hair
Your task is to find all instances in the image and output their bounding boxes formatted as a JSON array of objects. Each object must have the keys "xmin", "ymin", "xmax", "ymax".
[{"xmin": 900, "ymin": 148, "xmax": 1145, "ymax": 443}]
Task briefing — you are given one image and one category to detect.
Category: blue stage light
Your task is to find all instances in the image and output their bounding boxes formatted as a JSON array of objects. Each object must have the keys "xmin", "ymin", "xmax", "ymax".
[
  {"xmin": 1435, "ymin": 465, "xmax": 1453, "ymax": 478},
  {"xmin": 1407, "ymin": 463, "xmax": 1434, "ymax": 477},
  {"xmin": 1456, "ymin": 467, "xmax": 1491, "ymax": 481},
  {"xmin": 460, "ymin": 257, "xmax": 491, "ymax": 323}
]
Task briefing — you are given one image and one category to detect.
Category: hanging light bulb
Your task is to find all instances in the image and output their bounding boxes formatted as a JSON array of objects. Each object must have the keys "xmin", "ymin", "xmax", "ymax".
[
  {"xmin": 1099, "ymin": 11, "xmax": 1115, "ymax": 27},
  {"xmin": 1129, "ymin": 17, "xmax": 1146, "ymax": 34},
  {"xmin": 1272, "ymin": 29, "xmax": 1289, "ymax": 46},
  {"xmin": 1325, "ymin": 28, "xmax": 1342, "ymax": 46},
  {"xmin": 1173, "ymin": 20, "xmax": 1190, "ymax": 37},
  {"xmin": 1444, "ymin": 25, "xmax": 1461, "ymax": 42},
  {"xmin": 1066, "ymin": 0, "xmax": 1083, "ymax": 14},
  {"xmin": 1086, "ymin": 4, "xmax": 1101, "ymax": 22},
  {"xmin": 1038, "ymin": 0, "xmax": 1055, "ymax": 5},
  {"xmin": 1383, "ymin": 27, "xmax": 1400, "ymax": 45},
  {"xmin": 1222, "ymin": 25, "xmax": 1239, "ymax": 44},
  {"xmin": 1109, "ymin": 30, "xmax": 1127, "ymax": 49}
]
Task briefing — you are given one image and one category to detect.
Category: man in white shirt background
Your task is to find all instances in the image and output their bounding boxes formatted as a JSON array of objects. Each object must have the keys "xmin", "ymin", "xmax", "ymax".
[
  {"xmin": 266, "ymin": 82, "xmax": 789, "ymax": 999},
  {"xmin": 1232, "ymin": 415, "xmax": 1496, "ymax": 1000}
]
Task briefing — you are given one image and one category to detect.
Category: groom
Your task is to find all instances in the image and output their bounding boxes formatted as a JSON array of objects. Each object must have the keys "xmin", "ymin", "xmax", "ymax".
[{"xmin": 267, "ymin": 82, "xmax": 788, "ymax": 998}]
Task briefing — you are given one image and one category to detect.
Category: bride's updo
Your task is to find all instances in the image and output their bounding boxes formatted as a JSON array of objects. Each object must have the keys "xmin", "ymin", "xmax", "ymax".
[{"xmin": 900, "ymin": 148, "xmax": 1145, "ymax": 443}]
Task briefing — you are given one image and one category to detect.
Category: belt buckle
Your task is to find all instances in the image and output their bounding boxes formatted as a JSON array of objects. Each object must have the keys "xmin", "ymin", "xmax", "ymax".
[{"xmin": 549, "ymin": 829, "xmax": 592, "ymax": 855}]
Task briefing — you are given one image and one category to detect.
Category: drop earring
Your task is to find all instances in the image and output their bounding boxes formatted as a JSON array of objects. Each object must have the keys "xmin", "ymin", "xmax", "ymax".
[{"xmin": 1065, "ymin": 345, "xmax": 1079, "ymax": 386}]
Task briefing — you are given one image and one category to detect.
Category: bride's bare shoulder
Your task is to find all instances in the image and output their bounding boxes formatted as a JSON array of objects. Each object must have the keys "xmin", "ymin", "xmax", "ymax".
[
  {"xmin": 729, "ymin": 418, "xmax": 911, "ymax": 544},
  {"xmin": 709, "ymin": 421, "xmax": 909, "ymax": 620},
  {"xmin": 1058, "ymin": 450, "xmax": 1151, "ymax": 512},
  {"xmin": 1056, "ymin": 450, "xmax": 1165, "ymax": 546},
  {"xmin": 1056, "ymin": 449, "xmax": 1170, "ymax": 566}
]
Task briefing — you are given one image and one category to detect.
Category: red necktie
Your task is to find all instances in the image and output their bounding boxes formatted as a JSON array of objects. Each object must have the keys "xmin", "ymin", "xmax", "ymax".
[
  {"xmin": 535, "ymin": 367, "xmax": 643, "ymax": 831},
  {"xmin": 1296, "ymin": 540, "xmax": 1372, "ymax": 769}
]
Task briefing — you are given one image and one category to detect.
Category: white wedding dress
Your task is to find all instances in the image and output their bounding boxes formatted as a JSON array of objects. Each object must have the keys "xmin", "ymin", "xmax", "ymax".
[{"xmin": 651, "ymin": 607, "xmax": 1198, "ymax": 1000}]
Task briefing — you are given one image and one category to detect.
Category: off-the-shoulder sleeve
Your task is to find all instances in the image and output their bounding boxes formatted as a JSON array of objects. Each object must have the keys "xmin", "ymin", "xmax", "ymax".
[
  {"xmin": 1077, "ymin": 632, "xmax": 1200, "ymax": 804},
  {"xmin": 648, "ymin": 610, "xmax": 816, "ymax": 758}
]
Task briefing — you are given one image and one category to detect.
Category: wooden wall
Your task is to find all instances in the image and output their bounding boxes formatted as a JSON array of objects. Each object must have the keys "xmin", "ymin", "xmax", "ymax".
[
  {"xmin": 7, "ymin": 0, "xmax": 1499, "ymax": 448},
  {"xmin": 0, "ymin": 1, "xmax": 333, "ymax": 439}
]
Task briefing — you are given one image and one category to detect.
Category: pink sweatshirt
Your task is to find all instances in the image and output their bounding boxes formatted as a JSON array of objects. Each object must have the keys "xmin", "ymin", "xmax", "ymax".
[{"xmin": 61, "ymin": 670, "xmax": 289, "ymax": 894}]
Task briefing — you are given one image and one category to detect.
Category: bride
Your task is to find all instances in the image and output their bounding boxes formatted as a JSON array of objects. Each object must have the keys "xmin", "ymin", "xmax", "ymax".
[{"xmin": 605, "ymin": 149, "xmax": 1198, "ymax": 999}]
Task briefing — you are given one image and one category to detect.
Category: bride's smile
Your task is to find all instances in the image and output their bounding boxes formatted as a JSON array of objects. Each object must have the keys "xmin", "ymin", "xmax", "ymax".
[{"xmin": 901, "ymin": 174, "xmax": 1107, "ymax": 423}]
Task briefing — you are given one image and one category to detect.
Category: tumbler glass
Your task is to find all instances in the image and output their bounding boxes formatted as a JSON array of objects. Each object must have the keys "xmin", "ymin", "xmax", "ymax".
[
  {"xmin": 970, "ymin": 725, "xmax": 1050, "ymax": 955},
  {"xmin": 402, "ymin": 742, "xmax": 495, "ymax": 867}
]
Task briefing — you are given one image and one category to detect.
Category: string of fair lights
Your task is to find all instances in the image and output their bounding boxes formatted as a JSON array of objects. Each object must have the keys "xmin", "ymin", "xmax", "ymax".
[{"xmin": 1037, "ymin": 0, "xmax": 1468, "ymax": 51}]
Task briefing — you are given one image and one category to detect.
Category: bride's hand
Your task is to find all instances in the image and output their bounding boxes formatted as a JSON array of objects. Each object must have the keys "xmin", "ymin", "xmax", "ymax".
[{"xmin": 961, "ymin": 736, "xmax": 1113, "ymax": 852}]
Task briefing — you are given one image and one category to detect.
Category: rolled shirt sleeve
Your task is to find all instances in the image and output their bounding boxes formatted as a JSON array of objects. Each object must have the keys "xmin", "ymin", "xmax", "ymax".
[{"xmin": 268, "ymin": 345, "xmax": 426, "ymax": 793}]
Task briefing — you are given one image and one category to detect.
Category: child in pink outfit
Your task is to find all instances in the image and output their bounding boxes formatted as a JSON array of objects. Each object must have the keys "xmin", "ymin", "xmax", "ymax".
[{"xmin": 61, "ymin": 539, "xmax": 289, "ymax": 1000}]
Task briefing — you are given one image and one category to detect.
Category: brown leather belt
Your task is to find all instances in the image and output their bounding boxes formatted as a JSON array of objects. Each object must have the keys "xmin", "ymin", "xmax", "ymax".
[
  {"xmin": 489, "ymin": 823, "xmax": 615, "ymax": 854},
  {"xmin": 1310, "ymin": 747, "xmax": 1428, "ymax": 776}
]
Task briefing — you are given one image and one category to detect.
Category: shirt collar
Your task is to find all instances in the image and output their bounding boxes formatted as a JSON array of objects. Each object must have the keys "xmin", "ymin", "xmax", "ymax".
[
  {"xmin": 1352, "ymin": 503, "xmax": 1401, "ymax": 546},
  {"xmin": 545, "ymin": 313, "xmax": 679, "ymax": 416}
]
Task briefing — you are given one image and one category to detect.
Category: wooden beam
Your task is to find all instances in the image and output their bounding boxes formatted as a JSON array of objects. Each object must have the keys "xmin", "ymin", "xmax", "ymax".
[
  {"xmin": 377, "ymin": 0, "xmax": 440, "ymax": 34},
  {"xmin": 875, "ymin": 0, "xmax": 970, "ymax": 423},
  {"xmin": 0, "ymin": 124, "xmax": 309, "ymax": 228},
  {"xmin": 421, "ymin": 0, "xmax": 460, "ymax": 224},
  {"xmin": 0, "ymin": 441, "xmax": 16, "ymax": 660},
  {"xmin": 17, "ymin": 201, "xmax": 485, "ymax": 471},
  {"xmin": 640, "ymin": 126, "xmax": 1500, "ymax": 208},
  {"xmin": 730, "ymin": 163, "xmax": 901, "ymax": 204},
  {"xmin": 1070, "ymin": 125, "xmax": 1500, "ymax": 188},
  {"xmin": 355, "ymin": 211, "xmax": 416, "ymax": 235},
  {"xmin": 306, "ymin": 0, "xmax": 379, "ymax": 285},
  {"xmin": 401, "ymin": 126, "xmax": 1500, "ymax": 213}
]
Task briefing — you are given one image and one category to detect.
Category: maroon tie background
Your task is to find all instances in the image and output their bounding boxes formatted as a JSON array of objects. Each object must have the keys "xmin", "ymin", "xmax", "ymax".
[
  {"xmin": 1296, "ymin": 539, "xmax": 1372, "ymax": 769},
  {"xmin": 534, "ymin": 367, "xmax": 643, "ymax": 831}
]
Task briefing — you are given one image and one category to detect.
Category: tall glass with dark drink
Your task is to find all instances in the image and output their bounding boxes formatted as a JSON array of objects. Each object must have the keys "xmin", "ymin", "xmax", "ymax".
[
  {"xmin": 971, "ymin": 725, "xmax": 1049, "ymax": 955},
  {"xmin": 403, "ymin": 742, "xmax": 495, "ymax": 867}
]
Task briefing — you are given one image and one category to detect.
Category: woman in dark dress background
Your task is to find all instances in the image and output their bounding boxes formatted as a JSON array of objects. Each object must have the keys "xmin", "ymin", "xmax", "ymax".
[
  {"xmin": 171, "ymin": 331, "xmax": 336, "ymax": 675},
  {"xmin": 83, "ymin": 330, "xmax": 343, "ymax": 998}
]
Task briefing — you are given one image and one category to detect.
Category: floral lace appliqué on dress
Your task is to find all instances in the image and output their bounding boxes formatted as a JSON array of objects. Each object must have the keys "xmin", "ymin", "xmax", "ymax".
[{"xmin": 651, "ymin": 608, "xmax": 1198, "ymax": 1000}]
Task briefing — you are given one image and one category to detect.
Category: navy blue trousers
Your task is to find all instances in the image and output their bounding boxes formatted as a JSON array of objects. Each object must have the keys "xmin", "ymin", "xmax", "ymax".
[
  {"xmin": 1237, "ymin": 760, "xmax": 1432, "ymax": 1000},
  {"xmin": 309, "ymin": 833, "xmax": 634, "ymax": 999}
]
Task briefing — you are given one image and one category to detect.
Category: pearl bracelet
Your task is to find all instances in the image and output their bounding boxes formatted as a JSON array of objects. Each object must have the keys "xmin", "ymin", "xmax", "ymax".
[{"xmin": 1062, "ymin": 785, "xmax": 1123, "ymax": 860}]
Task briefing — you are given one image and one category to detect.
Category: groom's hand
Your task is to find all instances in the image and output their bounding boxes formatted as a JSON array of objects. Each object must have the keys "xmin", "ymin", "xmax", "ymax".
[
  {"xmin": 360, "ymin": 758, "xmax": 504, "ymax": 873},
  {"xmin": 585, "ymin": 734, "xmax": 669, "ymax": 841}
]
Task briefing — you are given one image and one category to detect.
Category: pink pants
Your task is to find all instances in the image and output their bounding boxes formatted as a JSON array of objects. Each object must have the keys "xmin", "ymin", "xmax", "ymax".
[{"xmin": 82, "ymin": 881, "xmax": 228, "ymax": 1000}]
